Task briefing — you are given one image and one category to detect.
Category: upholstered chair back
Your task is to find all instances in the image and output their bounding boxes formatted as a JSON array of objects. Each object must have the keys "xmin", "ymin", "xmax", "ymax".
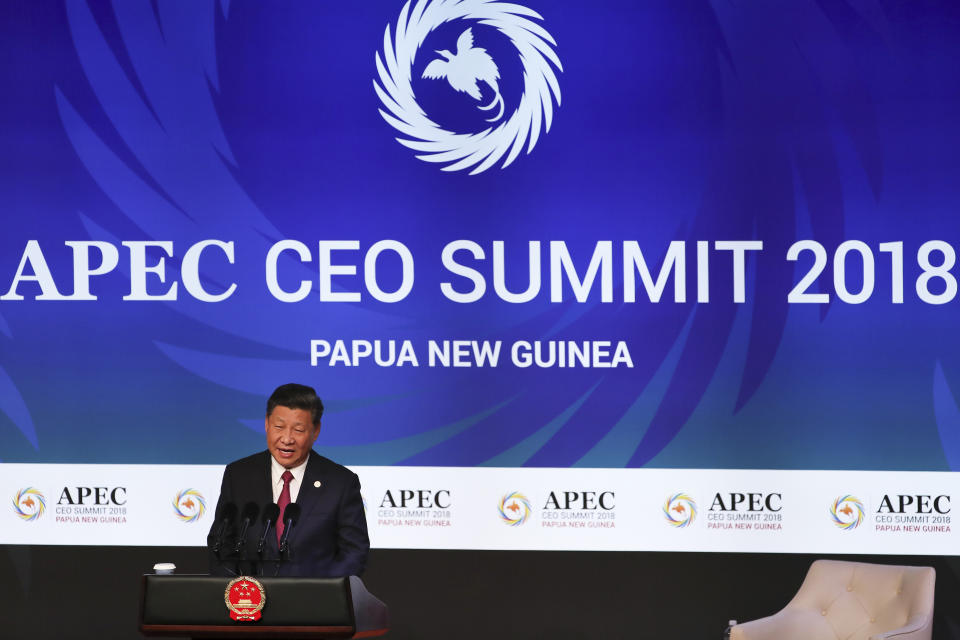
[{"xmin": 731, "ymin": 559, "xmax": 935, "ymax": 640}]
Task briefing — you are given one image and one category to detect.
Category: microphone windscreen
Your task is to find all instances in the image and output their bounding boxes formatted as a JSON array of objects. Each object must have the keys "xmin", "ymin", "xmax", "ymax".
[
  {"xmin": 283, "ymin": 503, "xmax": 302, "ymax": 525},
  {"xmin": 261, "ymin": 503, "xmax": 280, "ymax": 524},
  {"xmin": 241, "ymin": 501, "xmax": 260, "ymax": 522},
  {"xmin": 219, "ymin": 502, "xmax": 238, "ymax": 523}
]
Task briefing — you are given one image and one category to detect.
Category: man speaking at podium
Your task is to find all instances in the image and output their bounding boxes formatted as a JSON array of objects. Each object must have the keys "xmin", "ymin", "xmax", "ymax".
[{"xmin": 208, "ymin": 383, "xmax": 369, "ymax": 577}]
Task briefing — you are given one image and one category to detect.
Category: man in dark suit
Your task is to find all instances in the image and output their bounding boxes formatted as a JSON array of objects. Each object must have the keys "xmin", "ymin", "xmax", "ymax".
[{"xmin": 208, "ymin": 383, "xmax": 369, "ymax": 577}]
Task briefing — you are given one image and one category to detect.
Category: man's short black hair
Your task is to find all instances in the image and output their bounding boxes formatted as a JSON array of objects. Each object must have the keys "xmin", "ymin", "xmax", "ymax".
[{"xmin": 266, "ymin": 383, "xmax": 324, "ymax": 427}]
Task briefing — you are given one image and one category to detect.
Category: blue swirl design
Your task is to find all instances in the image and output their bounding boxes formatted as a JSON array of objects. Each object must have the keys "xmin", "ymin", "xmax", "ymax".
[
  {"xmin": 0, "ymin": 311, "xmax": 37, "ymax": 456},
  {"xmin": 39, "ymin": 1, "xmax": 949, "ymax": 471}
]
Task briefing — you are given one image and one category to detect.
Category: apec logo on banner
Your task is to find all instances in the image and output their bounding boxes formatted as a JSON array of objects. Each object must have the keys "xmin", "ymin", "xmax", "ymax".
[
  {"xmin": 499, "ymin": 491, "xmax": 532, "ymax": 526},
  {"xmin": 376, "ymin": 489, "xmax": 452, "ymax": 528},
  {"xmin": 55, "ymin": 486, "xmax": 128, "ymax": 525},
  {"xmin": 830, "ymin": 493, "xmax": 952, "ymax": 535},
  {"xmin": 830, "ymin": 495, "xmax": 865, "ymax": 531},
  {"xmin": 875, "ymin": 494, "xmax": 951, "ymax": 535},
  {"xmin": 375, "ymin": 0, "xmax": 562, "ymax": 175},
  {"xmin": 663, "ymin": 493, "xmax": 697, "ymax": 529},
  {"xmin": 706, "ymin": 492, "xmax": 784, "ymax": 532},
  {"xmin": 12, "ymin": 485, "xmax": 128, "ymax": 525},
  {"xmin": 172, "ymin": 489, "xmax": 207, "ymax": 524},
  {"xmin": 541, "ymin": 490, "xmax": 616, "ymax": 530},
  {"xmin": 12, "ymin": 487, "xmax": 46, "ymax": 522}
]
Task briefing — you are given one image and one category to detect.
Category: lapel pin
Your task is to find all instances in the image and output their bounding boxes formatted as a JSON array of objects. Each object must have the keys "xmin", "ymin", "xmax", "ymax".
[{"xmin": 314, "ymin": 481, "xmax": 322, "ymax": 488}]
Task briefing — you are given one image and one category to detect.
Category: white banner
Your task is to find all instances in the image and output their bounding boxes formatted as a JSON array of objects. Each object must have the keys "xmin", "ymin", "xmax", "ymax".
[{"xmin": 2, "ymin": 464, "xmax": 957, "ymax": 554}]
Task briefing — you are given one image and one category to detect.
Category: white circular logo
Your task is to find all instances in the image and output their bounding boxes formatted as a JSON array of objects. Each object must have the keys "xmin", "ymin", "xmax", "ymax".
[{"xmin": 374, "ymin": 0, "xmax": 562, "ymax": 175}]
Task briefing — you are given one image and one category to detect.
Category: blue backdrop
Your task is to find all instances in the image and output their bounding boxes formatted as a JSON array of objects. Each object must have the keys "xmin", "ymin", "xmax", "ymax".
[{"xmin": 2, "ymin": 0, "xmax": 960, "ymax": 471}]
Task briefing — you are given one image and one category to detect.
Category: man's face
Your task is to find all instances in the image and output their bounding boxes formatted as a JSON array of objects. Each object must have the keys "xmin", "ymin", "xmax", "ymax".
[{"xmin": 265, "ymin": 405, "xmax": 320, "ymax": 469}]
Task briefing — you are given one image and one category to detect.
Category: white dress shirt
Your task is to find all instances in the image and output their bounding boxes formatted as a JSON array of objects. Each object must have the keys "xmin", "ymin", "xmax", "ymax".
[{"xmin": 270, "ymin": 455, "xmax": 309, "ymax": 503}]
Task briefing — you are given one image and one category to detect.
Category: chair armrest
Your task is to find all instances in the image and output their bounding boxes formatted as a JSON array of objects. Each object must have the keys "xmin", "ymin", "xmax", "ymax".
[
  {"xmin": 730, "ymin": 609, "xmax": 832, "ymax": 640},
  {"xmin": 869, "ymin": 615, "xmax": 932, "ymax": 640}
]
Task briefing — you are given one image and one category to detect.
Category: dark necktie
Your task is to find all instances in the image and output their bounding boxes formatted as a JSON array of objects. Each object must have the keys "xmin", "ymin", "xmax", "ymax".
[{"xmin": 276, "ymin": 470, "xmax": 293, "ymax": 543}]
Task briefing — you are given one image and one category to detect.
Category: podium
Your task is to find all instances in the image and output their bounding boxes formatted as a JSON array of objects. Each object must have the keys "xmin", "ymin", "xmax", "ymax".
[{"xmin": 139, "ymin": 574, "xmax": 389, "ymax": 638}]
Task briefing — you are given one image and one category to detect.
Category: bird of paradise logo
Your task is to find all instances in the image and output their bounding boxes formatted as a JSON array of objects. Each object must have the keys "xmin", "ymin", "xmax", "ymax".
[
  {"xmin": 663, "ymin": 492, "xmax": 697, "ymax": 528},
  {"xmin": 830, "ymin": 495, "xmax": 864, "ymax": 530},
  {"xmin": 498, "ymin": 491, "xmax": 532, "ymax": 526},
  {"xmin": 12, "ymin": 487, "xmax": 45, "ymax": 522},
  {"xmin": 422, "ymin": 28, "xmax": 505, "ymax": 123},
  {"xmin": 172, "ymin": 488, "xmax": 206, "ymax": 523},
  {"xmin": 375, "ymin": 0, "xmax": 562, "ymax": 174}
]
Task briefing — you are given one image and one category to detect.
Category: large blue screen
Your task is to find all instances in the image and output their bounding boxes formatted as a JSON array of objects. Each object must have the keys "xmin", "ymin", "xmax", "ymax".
[{"xmin": 2, "ymin": 0, "xmax": 960, "ymax": 472}]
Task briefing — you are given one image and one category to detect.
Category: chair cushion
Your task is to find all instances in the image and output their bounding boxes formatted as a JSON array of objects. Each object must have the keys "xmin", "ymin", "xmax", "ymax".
[{"xmin": 731, "ymin": 560, "xmax": 934, "ymax": 640}]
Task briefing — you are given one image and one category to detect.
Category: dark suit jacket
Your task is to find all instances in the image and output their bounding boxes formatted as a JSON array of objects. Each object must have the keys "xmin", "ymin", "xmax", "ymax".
[{"xmin": 207, "ymin": 450, "xmax": 369, "ymax": 577}]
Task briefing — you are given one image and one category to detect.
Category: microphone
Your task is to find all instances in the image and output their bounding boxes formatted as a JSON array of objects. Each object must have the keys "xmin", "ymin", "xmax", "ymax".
[
  {"xmin": 233, "ymin": 502, "xmax": 260, "ymax": 554},
  {"xmin": 278, "ymin": 503, "xmax": 301, "ymax": 555},
  {"xmin": 256, "ymin": 503, "xmax": 281, "ymax": 554},
  {"xmin": 211, "ymin": 502, "xmax": 237, "ymax": 555}
]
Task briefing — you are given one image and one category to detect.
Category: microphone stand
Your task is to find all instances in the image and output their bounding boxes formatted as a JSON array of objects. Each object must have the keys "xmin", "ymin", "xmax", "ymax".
[{"xmin": 256, "ymin": 504, "xmax": 280, "ymax": 577}]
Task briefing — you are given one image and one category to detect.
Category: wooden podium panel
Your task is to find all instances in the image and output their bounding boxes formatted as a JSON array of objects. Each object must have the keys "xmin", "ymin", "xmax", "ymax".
[{"xmin": 139, "ymin": 575, "xmax": 388, "ymax": 638}]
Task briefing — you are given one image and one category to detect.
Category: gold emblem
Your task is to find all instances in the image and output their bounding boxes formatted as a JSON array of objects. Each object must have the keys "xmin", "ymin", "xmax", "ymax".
[{"xmin": 224, "ymin": 576, "xmax": 266, "ymax": 622}]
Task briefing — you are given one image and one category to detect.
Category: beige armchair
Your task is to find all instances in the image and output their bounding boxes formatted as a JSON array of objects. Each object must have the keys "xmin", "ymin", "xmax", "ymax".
[{"xmin": 730, "ymin": 560, "xmax": 935, "ymax": 640}]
